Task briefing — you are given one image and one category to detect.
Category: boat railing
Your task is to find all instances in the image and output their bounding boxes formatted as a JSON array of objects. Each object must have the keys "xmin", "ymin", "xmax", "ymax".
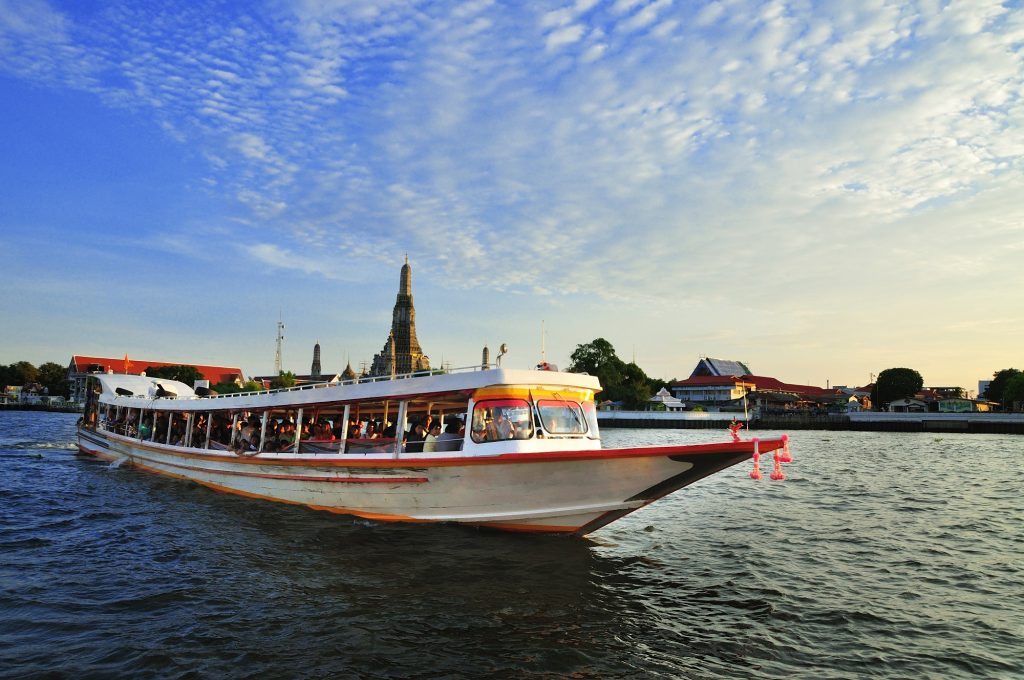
[{"xmin": 197, "ymin": 363, "xmax": 504, "ymax": 402}]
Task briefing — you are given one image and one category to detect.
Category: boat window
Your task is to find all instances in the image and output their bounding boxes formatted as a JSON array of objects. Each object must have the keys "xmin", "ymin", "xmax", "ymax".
[
  {"xmin": 342, "ymin": 400, "xmax": 395, "ymax": 453},
  {"xmin": 536, "ymin": 399, "xmax": 588, "ymax": 436},
  {"xmin": 471, "ymin": 399, "xmax": 533, "ymax": 443},
  {"xmin": 581, "ymin": 400, "xmax": 600, "ymax": 440}
]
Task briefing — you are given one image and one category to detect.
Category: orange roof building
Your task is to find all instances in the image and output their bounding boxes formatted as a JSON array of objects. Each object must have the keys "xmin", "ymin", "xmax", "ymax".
[{"xmin": 66, "ymin": 355, "xmax": 245, "ymax": 403}]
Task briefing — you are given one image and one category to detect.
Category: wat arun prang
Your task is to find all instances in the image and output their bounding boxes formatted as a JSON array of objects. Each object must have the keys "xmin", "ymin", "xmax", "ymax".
[{"xmin": 369, "ymin": 257, "xmax": 431, "ymax": 377}]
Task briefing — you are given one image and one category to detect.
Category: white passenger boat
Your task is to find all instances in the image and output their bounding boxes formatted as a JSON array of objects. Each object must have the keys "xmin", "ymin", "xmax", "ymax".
[{"xmin": 77, "ymin": 366, "xmax": 789, "ymax": 535}]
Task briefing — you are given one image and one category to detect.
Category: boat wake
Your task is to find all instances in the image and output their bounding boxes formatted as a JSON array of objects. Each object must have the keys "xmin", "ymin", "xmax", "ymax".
[{"xmin": 0, "ymin": 440, "xmax": 78, "ymax": 450}]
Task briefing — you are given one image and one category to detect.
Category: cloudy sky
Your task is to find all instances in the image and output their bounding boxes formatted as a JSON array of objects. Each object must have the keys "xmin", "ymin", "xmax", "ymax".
[{"xmin": 1, "ymin": 0, "xmax": 1021, "ymax": 393}]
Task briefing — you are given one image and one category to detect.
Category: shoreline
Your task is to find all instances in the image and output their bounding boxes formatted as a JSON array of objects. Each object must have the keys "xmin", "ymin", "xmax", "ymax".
[
  {"xmin": 0, "ymin": 404, "xmax": 82, "ymax": 414},
  {"xmin": 598, "ymin": 411, "xmax": 1024, "ymax": 434}
]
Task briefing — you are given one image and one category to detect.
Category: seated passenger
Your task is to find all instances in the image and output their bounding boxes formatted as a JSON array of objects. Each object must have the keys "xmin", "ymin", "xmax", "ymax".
[
  {"xmin": 423, "ymin": 422, "xmax": 442, "ymax": 452},
  {"xmin": 486, "ymin": 410, "xmax": 513, "ymax": 441},
  {"xmin": 436, "ymin": 421, "xmax": 462, "ymax": 451},
  {"xmin": 405, "ymin": 420, "xmax": 427, "ymax": 453}
]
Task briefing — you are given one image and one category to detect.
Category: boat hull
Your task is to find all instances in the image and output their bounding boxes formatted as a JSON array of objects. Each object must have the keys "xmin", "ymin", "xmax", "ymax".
[{"xmin": 77, "ymin": 428, "xmax": 784, "ymax": 535}]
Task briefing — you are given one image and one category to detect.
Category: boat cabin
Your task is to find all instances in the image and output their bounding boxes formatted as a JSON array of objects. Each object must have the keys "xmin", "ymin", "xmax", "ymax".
[{"xmin": 84, "ymin": 367, "xmax": 603, "ymax": 458}]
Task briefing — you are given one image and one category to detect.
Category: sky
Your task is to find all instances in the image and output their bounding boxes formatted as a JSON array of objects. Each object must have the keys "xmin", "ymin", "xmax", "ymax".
[{"xmin": 1, "ymin": 0, "xmax": 1022, "ymax": 395}]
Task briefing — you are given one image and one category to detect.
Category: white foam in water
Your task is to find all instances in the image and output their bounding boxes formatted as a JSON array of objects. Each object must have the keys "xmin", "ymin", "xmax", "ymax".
[{"xmin": 108, "ymin": 458, "xmax": 125, "ymax": 469}]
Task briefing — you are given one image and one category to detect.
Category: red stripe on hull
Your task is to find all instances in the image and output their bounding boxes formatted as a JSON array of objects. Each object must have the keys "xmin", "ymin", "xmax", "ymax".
[{"xmin": 92, "ymin": 430, "xmax": 784, "ymax": 468}]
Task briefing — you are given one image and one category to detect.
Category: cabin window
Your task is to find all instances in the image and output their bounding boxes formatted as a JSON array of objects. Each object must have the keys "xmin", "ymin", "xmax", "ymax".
[
  {"xmin": 582, "ymin": 400, "xmax": 600, "ymax": 440},
  {"xmin": 471, "ymin": 399, "xmax": 533, "ymax": 443},
  {"xmin": 536, "ymin": 399, "xmax": 588, "ymax": 436},
  {"xmin": 297, "ymin": 407, "xmax": 344, "ymax": 453},
  {"xmin": 345, "ymin": 400, "xmax": 399, "ymax": 453}
]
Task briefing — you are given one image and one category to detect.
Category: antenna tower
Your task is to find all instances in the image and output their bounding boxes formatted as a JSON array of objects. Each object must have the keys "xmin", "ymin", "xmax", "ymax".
[
  {"xmin": 274, "ymin": 317, "xmax": 285, "ymax": 374},
  {"xmin": 541, "ymin": 320, "xmax": 546, "ymax": 363}
]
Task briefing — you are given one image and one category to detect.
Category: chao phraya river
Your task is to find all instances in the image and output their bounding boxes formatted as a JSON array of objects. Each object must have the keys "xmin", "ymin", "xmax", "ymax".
[{"xmin": 1, "ymin": 411, "xmax": 1020, "ymax": 679}]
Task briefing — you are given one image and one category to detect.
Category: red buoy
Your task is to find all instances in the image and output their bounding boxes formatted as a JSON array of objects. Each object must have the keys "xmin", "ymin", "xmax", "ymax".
[{"xmin": 779, "ymin": 433, "xmax": 793, "ymax": 463}]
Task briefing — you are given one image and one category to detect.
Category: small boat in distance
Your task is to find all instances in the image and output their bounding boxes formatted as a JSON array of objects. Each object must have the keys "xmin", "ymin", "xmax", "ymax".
[{"xmin": 77, "ymin": 365, "xmax": 789, "ymax": 535}]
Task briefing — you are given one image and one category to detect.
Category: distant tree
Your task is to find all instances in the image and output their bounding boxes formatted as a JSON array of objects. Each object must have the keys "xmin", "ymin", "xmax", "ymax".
[
  {"xmin": 143, "ymin": 365, "xmax": 205, "ymax": 386},
  {"xmin": 619, "ymin": 362, "xmax": 655, "ymax": 409},
  {"xmin": 872, "ymin": 367, "xmax": 924, "ymax": 409},
  {"xmin": 569, "ymin": 338, "xmax": 624, "ymax": 376},
  {"xmin": 8, "ymin": 361, "xmax": 39, "ymax": 385},
  {"xmin": 983, "ymin": 368, "xmax": 1021, "ymax": 407},
  {"xmin": 271, "ymin": 371, "xmax": 296, "ymax": 389},
  {"xmin": 569, "ymin": 338, "xmax": 627, "ymax": 399},
  {"xmin": 1001, "ymin": 374, "xmax": 1024, "ymax": 412},
  {"xmin": 212, "ymin": 379, "xmax": 263, "ymax": 394},
  {"xmin": 567, "ymin": 339, "xmax": 662, "ymax": 408},
  {"xmin": 37, "ymin": 362, "xmax": 69, "ymax": 397}
]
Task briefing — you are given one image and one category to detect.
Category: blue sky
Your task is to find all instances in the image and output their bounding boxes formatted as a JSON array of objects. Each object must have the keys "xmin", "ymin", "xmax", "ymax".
[{"xmin": 1, "ymin": 0, "xmax": 1021, "ymax": 394}]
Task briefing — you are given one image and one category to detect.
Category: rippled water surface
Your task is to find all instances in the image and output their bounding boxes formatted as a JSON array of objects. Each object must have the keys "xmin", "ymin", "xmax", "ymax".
[{"xmin": 1, "ymin": 411, "xmax": 1021, "ymax": 679}]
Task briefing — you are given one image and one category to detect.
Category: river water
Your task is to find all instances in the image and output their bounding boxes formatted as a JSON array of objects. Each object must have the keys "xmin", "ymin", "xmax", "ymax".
[{"xmin": 0, "ymin": 411, "xmax": 1020, "ymax": 679}]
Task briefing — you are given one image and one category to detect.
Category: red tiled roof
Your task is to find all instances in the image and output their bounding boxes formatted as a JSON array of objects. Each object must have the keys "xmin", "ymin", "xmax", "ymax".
[
  {"xmin": 744, "ymin": 375, "xmax": 842, "ymax": 398},
  {"xmin": 70, "ymin": 355, "xmax": 244, "ymax": 385},
  {"xmin": 671, "ymin": 373, "xmax": 841, "ymax": 399}
]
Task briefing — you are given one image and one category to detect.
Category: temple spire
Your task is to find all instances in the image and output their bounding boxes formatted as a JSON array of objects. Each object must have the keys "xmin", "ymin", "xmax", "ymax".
[
  {"xmin": 369, "ymin": 258, "xmax": 430, "ymax": 377},
  {"xmin": 399, "ymin": 255, "xmax": 412, "ymax": 297},
  {"xmin": 311, "ymin": 340, "xmax": 322, "ymax": 379}
]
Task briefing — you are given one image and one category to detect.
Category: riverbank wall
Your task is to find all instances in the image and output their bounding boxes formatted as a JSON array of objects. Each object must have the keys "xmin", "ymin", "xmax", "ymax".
[{"xmin": 597, "ymin": 411, "xmax": 1024, "ymax": 434}]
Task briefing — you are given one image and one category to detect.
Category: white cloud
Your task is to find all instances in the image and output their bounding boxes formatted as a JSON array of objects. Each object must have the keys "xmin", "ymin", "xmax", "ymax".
[
  {"xmin": 1, "ymin": 0, "xmax": 1022, "ymax": 384},
  {"xmin": 546, "ymin": 23, "xmax": 585, "ymax": 50}
]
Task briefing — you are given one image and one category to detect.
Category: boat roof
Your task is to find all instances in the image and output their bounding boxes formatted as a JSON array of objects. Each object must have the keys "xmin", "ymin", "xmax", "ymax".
[
  {"xmin": 92, "ymin": 367, "xmax": 602, "ymax": 411},
  {"xmin": 92, "ymin": 373, "xmax": 197, "ymax": 399}
]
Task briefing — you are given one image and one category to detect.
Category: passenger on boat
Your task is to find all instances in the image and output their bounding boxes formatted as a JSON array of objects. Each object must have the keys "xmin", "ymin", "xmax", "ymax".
[
  {"xmin": 422, "ymin": 422, "xmax": 443, "ymax": 452},
  {"xmin": 139, "ymin": 417, "xmax": 153, "ymax": 440},
  {"xmin": 276, "ymin": 422, "xmax": 296, "ymax": 451},
  {"xmin": 236, "ymin": 417, "xmax": 258, "ymax": 452},
  {"xmin": 171, "ymin": 421, "xmax": 186, "ymax": 446},
  {"xmin": 436, "ymin": 421, "xmax": 462, "ymax": 451},
  {"xmin": 315, "ymin": 420, "xmax": 335, "ymax": 441},
  {"xmin": 483, "ymin": 410, "xmax": 514, "ymax": 441},
  {"xmin": 405, "ymin": 420, "xmax": 427, "ymax": 453}
]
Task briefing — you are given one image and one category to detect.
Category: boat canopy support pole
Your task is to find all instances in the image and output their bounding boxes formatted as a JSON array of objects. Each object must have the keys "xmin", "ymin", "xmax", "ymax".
[
  {"xmin": 138, "ymin": 408, "xmax": 144, "ymax": 441},
  {"xmin": 204, "ymin": 413, "xmax": 212, "ymax": 450},
  {"xmin": 339, "ymin": 404, "xmax": 350, "ymax": 454},
  {"xmin": 185, "ymin": 413, "xmax": 194, "ymax": 447},
  {"xmin": 293, "ymin": 408, "xmax": 303, "ymax": 454},
  {"xmin": 230, "ymin": 414, "xmax": 239, "ymax": 449},
  {"xmin": 166, "ymin": 413, "xmax": 173, "ymax": 445},
  {"xmin": 258, "ymin": 411, "xmax": 269, "ymax": 453},
  {"xmin": 394, "ymin": 400, "xmax": 407, "ymax": 459}
]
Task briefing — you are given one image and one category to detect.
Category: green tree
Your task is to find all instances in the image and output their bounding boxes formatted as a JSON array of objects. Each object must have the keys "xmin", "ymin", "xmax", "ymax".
[
  {"xmin": 271, "ymin": 371, "xmax": 296, "ymax": 389},
  {"xmin": 9, "ymin": 361, "xmax": 39, "ymax": 385},
  {"xmin": 619, "ymin": 361, "xmax": 655, "ymax": 409},
  {"xmin": 872, "ymin": 367, "xmax": 924, "ymax": 409},
  {"xmin": 1001, "ymin": 373, "xmax": 1024, "ymax": 412},
  {"xmin": 983, "ymin": 368, "xmax": 1021, "ymax": 407},
  {"xmin": 568, "ymin": 338, "xmax": 624, "ymax": 376},
  {"xmin": 212, "ymin": 379, "xmax": 263, "ymax": 394},
  {"xmin": 144, "ymin": 365, "xmax": 205, "ymax": 386},
  {"xmin": 567, "ymin": 339, "xmax": 659, "ymax": 409},
  {"xmin": 37, "ymin": 362, "xmax": 69, "ymax": 397},
  {"xmin": 569, "ymin": 338, "xmax": 626, "ymax": 400}
]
